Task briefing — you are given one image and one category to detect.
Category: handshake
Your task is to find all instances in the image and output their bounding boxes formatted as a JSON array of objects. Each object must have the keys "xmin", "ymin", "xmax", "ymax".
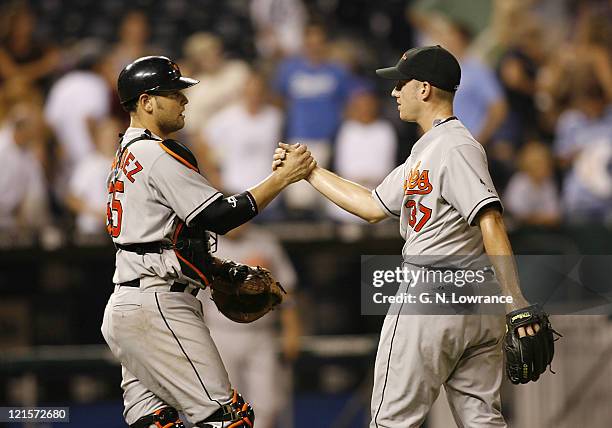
[{"xmin": 270, "ymin": 142, "xmax": 317, "ymax": 185}]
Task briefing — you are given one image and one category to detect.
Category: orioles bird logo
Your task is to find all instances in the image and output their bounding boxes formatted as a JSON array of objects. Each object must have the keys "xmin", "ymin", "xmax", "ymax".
[{"xmin": 404, "ymin": 161, "xmax": 433, "ymax": 195}]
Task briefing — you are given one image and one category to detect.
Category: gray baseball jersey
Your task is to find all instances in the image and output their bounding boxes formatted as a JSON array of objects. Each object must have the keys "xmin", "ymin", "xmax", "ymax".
[
  {"xmin": 372, "ymin": 118, "xmax": 502, "ymax": 267},
  {"xmin": 102, "ymin": 127, "xmax": 238, "ymax": 425},
  {"xmin": 369, "ymin": 118, "xmax": 507, "ymax": 428},
  {"xmin": 107, "ymin": 127, "xmax": 222, "ymax": 284}
]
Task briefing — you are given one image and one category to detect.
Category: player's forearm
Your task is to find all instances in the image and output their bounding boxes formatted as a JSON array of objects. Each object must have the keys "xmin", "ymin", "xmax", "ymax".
[
  {"xmin": 479, "ymin": 208, "xmax": 528, "ymax": 310},
  {"xmin": 248, "ymin": 172, "xmax": 289, "ymax": 211},
  {"xmin": 307, "ymin": 167, "xmax": 386, "ymax": 223}
]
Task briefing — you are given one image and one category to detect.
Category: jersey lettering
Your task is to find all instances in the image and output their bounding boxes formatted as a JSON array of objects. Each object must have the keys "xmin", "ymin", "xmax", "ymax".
[
  {"xmin": 405, "ymin": 161, "xmax": 433, "ymax": 195},
  {"xmin": 121, "ymin": 151, "xmax": 143, "ymax": 183},
  {"xmin": 107, "ymin": 180, "xmax": 124, "ymax": 238}
]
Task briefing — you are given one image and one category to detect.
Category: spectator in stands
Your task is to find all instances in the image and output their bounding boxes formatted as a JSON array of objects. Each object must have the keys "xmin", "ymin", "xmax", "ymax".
[
  {"xmin": 200, "ymin": 223, "xmax": 301, "ymax": 428},
  {"xmin": 328, "ymin": 87, "xmax": 397, "ymax": 222},
  {"xmin": 573, "ymin": 6, "xmax": 612, "ymax": 102},
  {"xmin": 199, "ymin": 71, "xmax": 284, "ymax": 219},
  {"xmin": 108, "ymin": 10, "xmax": 158, "ymax": 76},
  {"xmin": 182, "ymin": 32, "xmax": 249, "ymax": 135},
  {"xmin": 496, "ymin": 20, "xmax": 545, "ymax": 146},
  {"xmin": 536, "ymin": 8, "xmax": 612, "ymax": 134},
  {"xmin": 67, "ymin": 117, "xmax": 119, "ymax": 236},
  {"xmin": 0, "ymin": 101, "xmax": 49, "ymax": 231},
  {"xmin": 0, "ymin": 2, "xmax": 60, "ymax": 92},
  {"xmin": 273, "ymin": 22, "xmax": 351, "ymax": 213},
  {"xmin": 504, "ymin": 141, "xmax": 560, "ymax": 227},
  {"xmin": 250, "ymin": 0, "xmax": 306, "ymax": 60},
  {"xmin": 431, "ymin": 18, "xmax": 507, "ymax": 146},
  {"xmin": 554, "ymin": 81, "xmax": 612, "ymax": 224},
  {"xmin": 44, "ymin": 40, "xmax": 111, "ymax": 197},
  {"xmin": 328, "ymin": 37, "xmax": 376, "ymax": 96}
]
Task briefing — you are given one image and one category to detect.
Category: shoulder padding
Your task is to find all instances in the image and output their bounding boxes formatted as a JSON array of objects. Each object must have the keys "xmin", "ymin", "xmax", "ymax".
[{"xmin": 159, "ymin": 139, "xmax": 200, "ymax": 173}]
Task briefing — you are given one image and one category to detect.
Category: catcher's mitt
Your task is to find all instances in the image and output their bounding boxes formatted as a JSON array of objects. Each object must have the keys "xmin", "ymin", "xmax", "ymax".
[
  {"xmin": 208, "ymin": 257, "xmax": 286, "ymax": 323},
  {"xmin": 504, "ymin": 304, "xmax": 561, "ymax": 384}
]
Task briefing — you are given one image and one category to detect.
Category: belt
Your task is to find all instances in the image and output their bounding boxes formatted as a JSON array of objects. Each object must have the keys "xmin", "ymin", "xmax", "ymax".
[
  {"xmin": 118, "ymin": 279, "xmax": 200, "ymax": 297},
  {"xmin": 115, "ymin": 241, "xmax": 172, "ymax": 255},
  {"xmin": 115, "ymin": 238, "xmax": 211, "ymax": 255}
]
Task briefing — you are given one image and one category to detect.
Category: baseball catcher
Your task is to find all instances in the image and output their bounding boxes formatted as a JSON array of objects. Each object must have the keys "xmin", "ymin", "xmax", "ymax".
[{"xmin": 102, "ymin": 55, "xmax": 314, "ymax": 428}]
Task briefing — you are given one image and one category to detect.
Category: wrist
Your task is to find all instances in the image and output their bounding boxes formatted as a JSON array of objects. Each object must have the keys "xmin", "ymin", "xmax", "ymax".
[
  {"xmin": 506, "ymin": 296, "xmax": 529, "ymax": 312},
  {"xmin": 271, "ymin": 169, "xmax": 291, "ymax": 188},
  {"xmin": 306, "ymin": 166, "xmax": 320, "ymax": 183}
]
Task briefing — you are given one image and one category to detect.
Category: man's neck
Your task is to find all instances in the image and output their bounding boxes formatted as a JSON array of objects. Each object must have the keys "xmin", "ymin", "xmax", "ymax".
[
  {"xmin": 130, "ymin": 116, "xmax": 167, "ymax": 139},
  {"xmin": 417, "ymin": 105, "xmax": 454, "ymax": 133}
]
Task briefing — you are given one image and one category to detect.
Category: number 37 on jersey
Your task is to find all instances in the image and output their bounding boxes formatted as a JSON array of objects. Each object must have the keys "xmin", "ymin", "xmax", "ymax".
[{"xmin": 404, "ymin": 161, "xmax": 432, "ymax": 233}]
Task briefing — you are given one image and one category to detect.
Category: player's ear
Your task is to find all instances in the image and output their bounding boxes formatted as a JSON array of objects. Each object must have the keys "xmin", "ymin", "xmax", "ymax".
[
  {"xmin": 421, "ymin": 82, "xmax": 432, "ymax": 101},
  {"xmin": 140, "ymin": 94, "xmax": 155, "ymax": 113}
]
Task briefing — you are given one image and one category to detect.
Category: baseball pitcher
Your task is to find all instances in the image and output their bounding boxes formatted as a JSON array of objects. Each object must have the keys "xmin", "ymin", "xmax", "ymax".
[{"xmin": 274, "ymin": 46, "xmax": 559, "ymax": 428}]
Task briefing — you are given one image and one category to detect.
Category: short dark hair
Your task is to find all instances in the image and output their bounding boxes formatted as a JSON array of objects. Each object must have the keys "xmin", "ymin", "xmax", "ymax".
[
  {"xmin": 122, "ymin": 98, "xmax": 139, "ymax": 113},
  {"xmin": 433, "ymin": 86, "xmax": 455, "ymax": 103}
]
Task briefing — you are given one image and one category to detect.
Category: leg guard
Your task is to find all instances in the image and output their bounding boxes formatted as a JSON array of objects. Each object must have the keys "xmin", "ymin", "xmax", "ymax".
[
  {"xmin": 130, "ymin": 407, "xmax": 185, "ymax": 428},
  {"xmin": 196, "ymin": 390, "xmax": 255, "ymax": 428}
]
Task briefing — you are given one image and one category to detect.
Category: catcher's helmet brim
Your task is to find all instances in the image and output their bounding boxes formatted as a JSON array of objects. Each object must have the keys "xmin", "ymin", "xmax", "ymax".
[{"xmin": 152, "ymin": 76, "xmax": 199, "ymax": 93}]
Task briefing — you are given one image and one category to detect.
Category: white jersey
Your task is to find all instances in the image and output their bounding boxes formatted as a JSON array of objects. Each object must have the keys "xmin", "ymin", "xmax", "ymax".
[
  {"xmin": 70, "ymin": 152, "xmax": 112, "ymax": 234},
  {"xmin": 107, "ymin": 127, "xmax": 222, "ymax": 284},
  {"xmin": 373, "ymin": 118, "xmax": 502, "ymax": 268},
  {"xmin": 204, "ymin": 103, "xmax": 282, "ymax": 193}
]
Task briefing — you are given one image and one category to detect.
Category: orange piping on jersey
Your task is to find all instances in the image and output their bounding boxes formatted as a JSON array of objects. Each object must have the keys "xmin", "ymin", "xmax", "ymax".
[
  {"xmin": 175, "ymin": 251, "xmax": 210, "ymax": 287},
  {"xmin": 153, "ymin": 408, "xmax": 179, "ymax": 428},
  {"xmin": 228, "ymin": 418, "xmax": 252, "ymax": 428},
  {"xmin": 172, "ymin": 222, "xmax": 210, "ymax": 287},
  {"xmin": 159, "ymin": 142, "xmax": 199, "ymax": 172}
]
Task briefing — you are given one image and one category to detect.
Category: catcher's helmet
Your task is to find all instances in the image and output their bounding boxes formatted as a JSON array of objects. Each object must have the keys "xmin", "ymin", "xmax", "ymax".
[{"xmin": 117, "ymin": 56, "xmax": 199, "ymax": 105}]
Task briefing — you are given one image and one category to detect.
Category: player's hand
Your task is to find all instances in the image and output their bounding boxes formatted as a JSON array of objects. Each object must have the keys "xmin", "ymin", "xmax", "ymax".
[
  {"xmin": 517, "ymin": 322, "xmax": 541, "ymax": 338},
  {"xmin": 272, "ymin": 143, "xmax": 307, "ymax": 168},
  {"xmin": 273, "ymin": 142, "xmax": 316, "ymax": 183},
  {"xmin": 272, "ymin": 147, "xmax": 286, "ymax": 171},
  {"xmin": 272, "ymin": 143, "xmax": 303, "ymax": 171}
]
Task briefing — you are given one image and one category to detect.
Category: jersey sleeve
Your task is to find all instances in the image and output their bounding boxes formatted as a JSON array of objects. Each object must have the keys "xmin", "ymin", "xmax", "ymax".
[
  {"xmin": 148, "ymin": 152, "xmax": 223, "ymax": 225},
  {"xmin": 372, "ymin": 163, "xmax": 404, "ymax": 218},
  {"xmin": 441, "ymin": 144, "xmax": 502, "ymax": 225}
]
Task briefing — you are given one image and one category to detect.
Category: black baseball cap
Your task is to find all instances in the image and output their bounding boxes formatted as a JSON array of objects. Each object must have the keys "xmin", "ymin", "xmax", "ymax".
[{"xmin": 376, "ymin": 45, "xmax": 461, "ymax": 92}]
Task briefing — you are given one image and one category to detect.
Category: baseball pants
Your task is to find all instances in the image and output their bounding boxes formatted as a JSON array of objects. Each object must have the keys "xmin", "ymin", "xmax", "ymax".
[
  {"xmin": 101, "ymin": 281, "xmax": 233, "ymax": 425},
  {"xmin": 370, "ymin": 281, "xmax": 507, "ymax": 428}
]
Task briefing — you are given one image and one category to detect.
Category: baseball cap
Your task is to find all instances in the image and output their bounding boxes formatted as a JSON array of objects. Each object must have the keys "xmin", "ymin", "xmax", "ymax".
[{"xmin": 376, "ymin": 45, "xmax": 461, "ymax": 92}]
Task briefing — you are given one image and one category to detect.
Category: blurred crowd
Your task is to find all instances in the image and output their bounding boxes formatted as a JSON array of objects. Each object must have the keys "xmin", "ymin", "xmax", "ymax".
[{"xmin": 1, "ymin": 0, "xmax": 611, "ymax": 240}]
